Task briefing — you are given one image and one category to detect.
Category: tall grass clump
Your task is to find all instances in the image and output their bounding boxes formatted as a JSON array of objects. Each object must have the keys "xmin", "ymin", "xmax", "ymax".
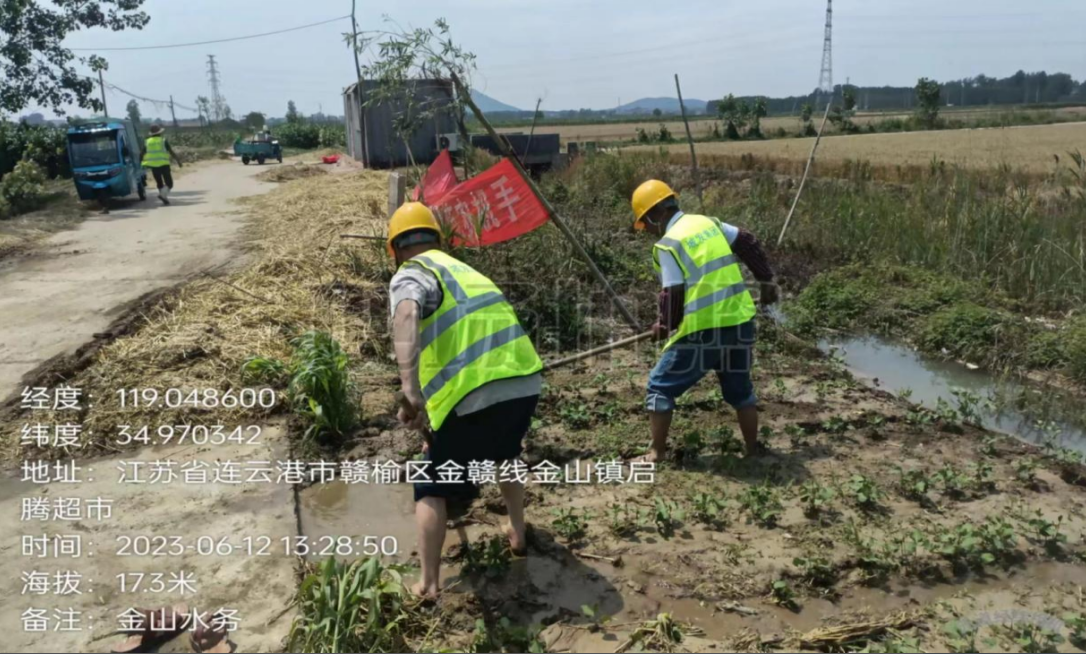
[
  {"xmin": 750, "ymin": 164, "xmax": 1086, "ymax": 312},
  {"xmin": 244, "ymin": 330, "xmax": 357, "ymax": 443},
  {"xmin": 288, "ymin": 557, "xmax": 418, "ymax": 653}
]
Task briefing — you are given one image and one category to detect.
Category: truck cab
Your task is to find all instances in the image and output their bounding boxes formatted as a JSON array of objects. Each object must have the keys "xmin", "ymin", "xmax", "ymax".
[{"xmin": 67, "ymin": 118, "xmax": 147, "ymax": 203}]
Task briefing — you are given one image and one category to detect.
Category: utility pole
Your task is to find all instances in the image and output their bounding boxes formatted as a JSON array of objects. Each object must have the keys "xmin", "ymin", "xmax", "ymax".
[
  {"xmin": 674, "ymin": 73, "xmax": 703, "ymax": 210},
  {"xmin": 169, "ymin": 95, "xmax": 179, "ymax": 127},
  {"xmin": 206, "ymin": 54, "xmax": 225, "ymax": 122},
  {"xmin": 817, "ymin": 0, "xmax": 833, "ymax": 110},
  {"xmin": 98, "ymin": 69, "xmax": 109, "ymax": 117}
]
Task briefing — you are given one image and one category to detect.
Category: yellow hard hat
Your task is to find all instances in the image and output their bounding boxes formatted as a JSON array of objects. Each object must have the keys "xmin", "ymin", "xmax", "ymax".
[
  {"xmin": 387, "ymin": 201, "xmax": 441, "ymax": 257},
  {"xmin": 631, "ymin": 179, "xmax": 675, "ymax": 230}
]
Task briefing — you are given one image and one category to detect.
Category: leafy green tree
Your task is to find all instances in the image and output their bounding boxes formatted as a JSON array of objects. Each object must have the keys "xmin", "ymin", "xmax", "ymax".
[
  {"xmin": 286, "ymin": 100, "xmax": 301, "ymax": 124},
  {"xmin": 652, "ymin": 107, "xmax": 662, "ymax": 117},
  {"xmin": 244, "ymin": 111, "xmax": 266, "ymax": 129},
  {"xmin": 126, "ymin": 99, "xmax": 141, "ymax": 125},
  {"xmin": 829, "ymin": 87, "xmax": 859, "ymax": 133},
  {"xmin": 800, "ymin": 102, "xmax": 814, "ymax": 123},
  {"xmin": 748, "ymin": 97, "xmax": 768, "ymax": 138},
  {"xmin": 0, "ymin": 1, "xmax": 149, "ymax": 114},
  {"xmin": 716, "ymin": 94, "xmax": 749, "ymax": 139},
  {"xmin": 915, "ymin": 77, "xmax": 942, "ymax": 128}
]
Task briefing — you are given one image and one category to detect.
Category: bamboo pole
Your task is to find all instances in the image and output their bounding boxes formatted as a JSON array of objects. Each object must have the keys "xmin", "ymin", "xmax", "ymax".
[
  {"xmin": 674, "ymin": 74, "xmax": 703, "ymax": 210},
  {"xmin": 543, "ymin": 332, "xmax": 653, "ymax": 371},
  {"xmin": 340, "ymin": 233, "xmax": 386, "ymax": 241},
  {"xmin": 450, "ymin": 72, "xmax": 641, "ymax": 331},
  {"xmin": 776, "ymin": 99, "xmax": 833, "ymax": 247}
]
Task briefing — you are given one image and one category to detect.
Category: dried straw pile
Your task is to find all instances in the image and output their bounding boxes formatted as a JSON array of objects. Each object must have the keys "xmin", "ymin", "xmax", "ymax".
[
  {"xmin": 3, "ymin": 170, "xmax": 394, "ymax": 459},
  {"xmin": 257, "ymin": 164, "xmax": 329, "ymax": 184}
]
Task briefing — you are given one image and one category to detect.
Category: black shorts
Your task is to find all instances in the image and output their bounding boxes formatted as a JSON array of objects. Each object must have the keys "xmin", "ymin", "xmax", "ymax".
[
  {"xmin": 413, "ymin": 394, "xmax": 539, "ymax": 502},
  {"xmin": 151, "ymin": 166, "xmax": 173, "ymax": 189}
]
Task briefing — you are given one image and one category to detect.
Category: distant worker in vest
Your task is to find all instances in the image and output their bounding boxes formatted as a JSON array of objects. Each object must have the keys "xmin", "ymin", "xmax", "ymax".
[
  {"xmin": 140, "ymin": 124, "xmax": 182, "ymax": 205},
  {"xmin": 631, "ymin": 180, "xmax": 779, "ymax": 461},
  {"xmin": 386, "ymin": 202, "xmax": 543, "ymax": 599}
]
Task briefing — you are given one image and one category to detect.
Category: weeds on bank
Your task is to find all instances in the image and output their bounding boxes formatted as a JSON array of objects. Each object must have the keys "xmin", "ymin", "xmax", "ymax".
[
  {"xmin": 471, "ymin": 617, "xmax": 545, "ymax": 653},
  {"xmin": 617, "ymin": 613, "xmax": 698, "ymax": 653},
  {"xmin": 287, "ymin": 557, "xmax": 414, "ymax": 653},
  {"xmin": 551, "ymin": 507, "xmax": 590, "ymax": 542},
  {"xmin": 607, "ymin": 501, "xmax": 649, "ymax": 537},
  {"xmin": 843, "ymin": 474, "xmax": 885, "ymax": 512},
  {"xmin": 653, "ymin": 497, "xmax": 685, "ymax": 538},
  {"xmin": 244, "ymin": 330, "xmax": 357, "ymax": 444},
  {"xmin": 688, "ymin": 491, "xmax": 729, "ymax": 528},
  {"xmin": 740, "ymin": 482, "xmax": 784, "ymax": 528},
  {"xmin": 769, "ymin": 579, "xmax": 799, "ymax": 610},
  {"xmin": 462, "ymin": 535, "xmax": 512, "ymax": 578},
  {"xmin": 799, "ymin": 481, "xmax": 836, "ymax": 518}
]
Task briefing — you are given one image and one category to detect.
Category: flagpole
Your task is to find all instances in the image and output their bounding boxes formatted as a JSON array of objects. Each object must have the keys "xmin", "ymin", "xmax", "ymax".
[{"xmin": 451, "ymin": 72, "xmax": 641, "ymax": 332}]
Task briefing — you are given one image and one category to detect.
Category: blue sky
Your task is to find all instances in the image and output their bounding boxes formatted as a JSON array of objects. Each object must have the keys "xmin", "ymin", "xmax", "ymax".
[{"xmin": 38, "ymin": 0, "xmax": 1086, "ymax": 119}]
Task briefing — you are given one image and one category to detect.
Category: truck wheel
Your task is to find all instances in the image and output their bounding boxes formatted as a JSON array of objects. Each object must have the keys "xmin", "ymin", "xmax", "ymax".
[
  {"xmin": 242, "ymin": 156, "xmax": 250, "ymax": 165},
  {"xmin": 257, "ymin": 155, "xmax": 266, "ymax": 165},
  {"xmin": 277, "ymin": 153, "xmax": 283, "ymax": 163},
  {"xmin": 138, "ymin": 182, "xmax": 146, "ymax": 201}
]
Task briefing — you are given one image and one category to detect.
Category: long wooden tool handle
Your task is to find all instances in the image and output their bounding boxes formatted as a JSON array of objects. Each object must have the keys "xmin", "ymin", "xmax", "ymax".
[
  {"xmin": 543, "ymin": 331, "xmax": 653, "ymax": 371},
  {"xmin": 340, "ymin": 233, "xmax": 386, "ymax": 240}
]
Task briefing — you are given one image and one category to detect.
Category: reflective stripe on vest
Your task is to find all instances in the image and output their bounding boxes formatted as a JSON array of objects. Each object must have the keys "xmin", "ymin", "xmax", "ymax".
[
  {"xmin": 652, "ymin": 214, "xmax": 757, "ymax": 350},
  {"xmin": 404, "ymin": 250, "xmax": 543, "ymax": 430},
  {"xmin": 142, "ymin": 136, "xmax": 170, "ymax": 168}
]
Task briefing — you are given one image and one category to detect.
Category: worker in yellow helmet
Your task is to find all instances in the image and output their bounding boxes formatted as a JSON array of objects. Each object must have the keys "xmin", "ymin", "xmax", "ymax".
[
  {"xmin": 631, "ymin": 180, "xmax": 779, "ymax": 461},
  {"xmin": 385, "ymin": 202, "xmax": 543, "ymax": 599}
]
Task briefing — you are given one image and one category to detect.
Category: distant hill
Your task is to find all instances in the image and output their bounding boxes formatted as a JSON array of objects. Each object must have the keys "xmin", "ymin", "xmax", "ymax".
[
  {"xmin": 472, "ymin": 90, "xmax": 522, "ymax": 114},
  {"xmin": 614, "ymin": 97, "xmax": 708, "ymax": 115}
]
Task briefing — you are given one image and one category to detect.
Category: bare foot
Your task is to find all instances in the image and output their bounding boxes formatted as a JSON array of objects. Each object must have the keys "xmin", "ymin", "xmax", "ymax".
[
  {"xmin": 503, "ymin": 522, "xmax": 527, "ymax": 556},
  {"xmin": 745, "ymin": 441, "xmax": 768, "ymax": 457},
  {"xmin": 409, "ymin": 581, "xmax": 439, "ymax": 602},
  {"xmin": 630, "ymin": 449, "xmax": 665, "ymax": 464}
]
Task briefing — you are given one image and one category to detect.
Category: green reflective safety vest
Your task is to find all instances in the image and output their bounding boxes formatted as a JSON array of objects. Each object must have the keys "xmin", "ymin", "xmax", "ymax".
[
  {"xmin": 652, "ymin": 213, "xmax": 757, "ymax": 350},
  {"xmin": 404, "ymin": 250, "xmax": 543, "ymax": 431},
  {"xmin": 142, "ymin": 136, "xmax": 170, "ymax": 168}
]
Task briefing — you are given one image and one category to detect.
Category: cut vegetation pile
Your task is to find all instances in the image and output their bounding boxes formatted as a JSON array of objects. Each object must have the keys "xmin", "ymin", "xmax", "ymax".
[
  {"xmin": 0, "ymin": 169, "xmax": 390, "ymax": 459},
  {"xmin": 258, "ymin": 163, "xmax": 329, "ymax": 184}
]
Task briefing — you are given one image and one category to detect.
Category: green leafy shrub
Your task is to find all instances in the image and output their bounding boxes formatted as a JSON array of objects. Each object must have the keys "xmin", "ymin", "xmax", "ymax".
[
  {"xmin": 1066, "ymin": 317, "xmax": 1086, "ymax": 382},
  {"xmin": 244, "ymin": 330, "xmax": 357, "ymax": 443},
  {"xmin": 916, "ymin": 303, "xmax": 1017, "ymax": 365},
  {"xmin": 288, "ymin": 557, "xmax": 413, "ymax": 653},
  {"xmin": 0, "ymin": 160, "xmax": 48, "ymax": 217}
]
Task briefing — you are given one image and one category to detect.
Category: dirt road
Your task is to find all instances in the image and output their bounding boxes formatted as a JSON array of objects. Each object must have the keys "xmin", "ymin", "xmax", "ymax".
[{"xmin": 0, "ymin": 160, "xmax": 272, "ymax": 403}]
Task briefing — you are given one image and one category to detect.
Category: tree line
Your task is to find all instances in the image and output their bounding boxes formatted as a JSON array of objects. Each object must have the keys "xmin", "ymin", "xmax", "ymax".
[{"xmin": 713, "ymin": 70, "xmax": 1084, "ymax": 116}]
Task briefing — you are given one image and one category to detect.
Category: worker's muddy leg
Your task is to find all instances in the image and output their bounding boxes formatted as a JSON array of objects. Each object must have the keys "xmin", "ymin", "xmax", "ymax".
[
  {"xmin": 647, "ymin": 410, "xmax": 673, "ymax": 462},
  {"xmin": 413, "ymin": 496, "xmax": 446, "ymax": 599},
  {"xmin": 499, "ymin": 480, "xmax": 527, "ymax": 553},
  {"xmin": 737, "ymin": 405, "xmax": 759, "ymax": 455}
]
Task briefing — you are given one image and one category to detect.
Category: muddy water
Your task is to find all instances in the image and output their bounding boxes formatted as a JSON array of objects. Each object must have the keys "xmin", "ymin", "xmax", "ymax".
[
  {"xmin": 821, "ymin": 334, "xmax": 1086, "ymax": 453},
  {"xmin": 298, "ymin": 481, "xmax": 417, "ymax": 563}
]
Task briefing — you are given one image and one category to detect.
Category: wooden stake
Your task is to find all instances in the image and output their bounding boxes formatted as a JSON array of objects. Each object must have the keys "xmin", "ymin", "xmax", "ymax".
[
  {"xmin": 543, "ymin": 331, "xmax": 653, "ymax": 371},
  {"xmin": 777, "ymin": 99, "xmax": 833, "ymax": 247},
  {"xmin": 674, "ymin": 74, "xmax": 703, "ymax": 210},
  {"xmin": 451, "ymin": 72, "xmax": 641, "ymax": 331}
]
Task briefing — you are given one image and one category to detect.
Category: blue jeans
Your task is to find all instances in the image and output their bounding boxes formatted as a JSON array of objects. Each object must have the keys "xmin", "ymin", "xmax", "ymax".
[{"xmin": 646, "ymin": 321, "xmax": 757, "ymax": 413}]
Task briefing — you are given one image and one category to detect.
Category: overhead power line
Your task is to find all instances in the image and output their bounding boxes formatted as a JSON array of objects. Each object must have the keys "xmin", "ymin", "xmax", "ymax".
[
  {"xmin": 71, "ymin": 15, "xmax": 349, "ymax": 52},
  {"xmin": 106, "ymin": 82, "xmax": 197, "ymax": 112}
]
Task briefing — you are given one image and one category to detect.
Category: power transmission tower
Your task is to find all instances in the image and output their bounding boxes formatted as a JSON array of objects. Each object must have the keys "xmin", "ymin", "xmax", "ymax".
[
  {"xmin": 206, "ymin": 54, "xmax": 226, "ymax": 122},
  {"xmin": 817, "ymin": 0, "xmax": 833, "ymax": 109}
]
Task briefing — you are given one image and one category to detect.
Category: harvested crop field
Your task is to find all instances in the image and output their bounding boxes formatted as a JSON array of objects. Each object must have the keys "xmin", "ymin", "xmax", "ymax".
[
  {"xmin": 498, "ymin": 106, "xmax": 1086, "ymax": 146},
  {"xmin": 630, "ymin": 121, "xmax": 1086, "ymax": 173}
]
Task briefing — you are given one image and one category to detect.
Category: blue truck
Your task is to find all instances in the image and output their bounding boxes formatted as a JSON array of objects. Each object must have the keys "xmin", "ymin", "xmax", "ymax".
[{"xmin": 66, "ymin": 118, "xmax": 147, "ymax": 203}]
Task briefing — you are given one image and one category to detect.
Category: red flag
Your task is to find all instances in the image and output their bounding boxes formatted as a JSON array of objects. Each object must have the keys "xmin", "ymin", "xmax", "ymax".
[
  {"xmin": 412, "ymin": 149, "xmax": 458, "ymax": 205},
  {"xmin": 431, "ymin": 158, "xmax": 550, "ymax": 247}
]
